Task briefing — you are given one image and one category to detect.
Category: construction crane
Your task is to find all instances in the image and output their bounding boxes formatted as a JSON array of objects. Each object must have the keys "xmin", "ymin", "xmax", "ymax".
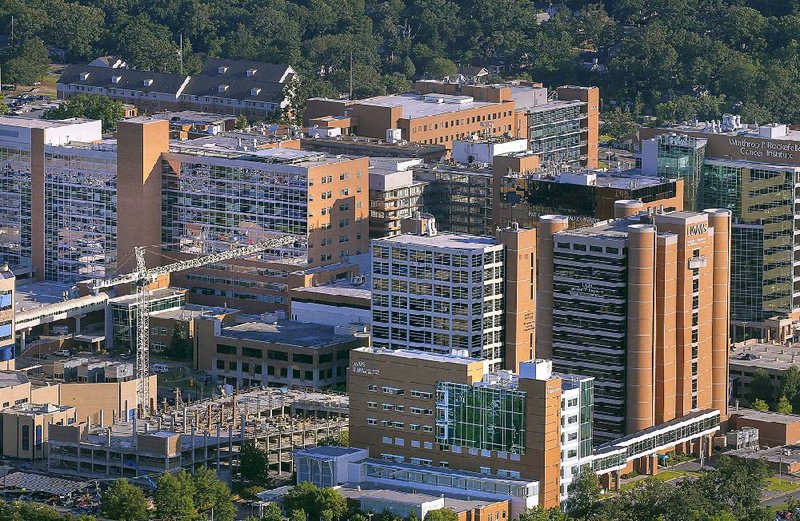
[{"xmin": 87, "ymin": 235, "xmax": 298, "ymax": 417}]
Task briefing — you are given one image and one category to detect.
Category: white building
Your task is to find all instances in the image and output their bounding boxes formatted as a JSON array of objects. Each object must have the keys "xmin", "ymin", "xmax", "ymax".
[{"xmin": 370, "ymin": 222, "xmax": 506, "ymax": 368}]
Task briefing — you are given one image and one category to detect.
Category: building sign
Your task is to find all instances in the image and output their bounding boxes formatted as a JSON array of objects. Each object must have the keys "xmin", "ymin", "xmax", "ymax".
[
  {"xmin": 686, "ymin": 223, "xmax": 708, "ymax": 236},
  {"xmin": 352, "ymin": 360, "xmax": 380, "ymax": 376},
  {"xmin": 728, "ymin": 138, "xmax": 800, "ymax": 160},
  {"xmin": 568, "ymin": 282, "xmax": 607, "ymax": 298}
]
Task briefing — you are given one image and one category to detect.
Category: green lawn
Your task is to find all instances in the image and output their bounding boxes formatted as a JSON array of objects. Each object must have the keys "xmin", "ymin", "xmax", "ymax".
[{"xmin": 765, "ymin": 477, "xmax": 800, "ymax": 493}]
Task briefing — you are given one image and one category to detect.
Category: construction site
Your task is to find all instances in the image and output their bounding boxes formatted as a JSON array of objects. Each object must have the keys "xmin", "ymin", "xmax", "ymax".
[{"xmin": 47, "ymin": 386, "xmax": 349, "ymax": 483}]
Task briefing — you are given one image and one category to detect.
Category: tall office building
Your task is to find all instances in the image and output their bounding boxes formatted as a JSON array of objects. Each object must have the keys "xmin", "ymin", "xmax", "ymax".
[
  {"xmin": 536, "ymin": 204, "xmax": 731, "ymax": 441},
  {"xmin": 348, "ymin": 348, "xmax": 593, "ymax": 509},
  {"xmin": 0, "ymin": 115, "xmax": 369, "ymax": 313},
  {"xmin": 370, "ymin": 217, "xmax": 535, "ymax": 371},
  {"xmin": 642, "ymin": 120, "xmax": 800, "ymax": 338},
  {"xmin": 0, "ymin": 117, "xmax": 105, "ymax": 280}
]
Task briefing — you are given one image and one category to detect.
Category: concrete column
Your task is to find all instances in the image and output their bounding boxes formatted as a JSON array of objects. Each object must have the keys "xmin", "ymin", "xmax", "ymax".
[
  {"xmin": 705, "ymin": 209, "xmax": 731, "ymax": 418},
  {"xmin": 614, "ymin": 471, "xmax": 621, "ymax": 492},
  {"xmin": 626, "ymin": 224, "xmax": 657, "ymax": 433},
  {"xmin": 535, "ymin": 215, "xmax": 569, "ymax": 360}
]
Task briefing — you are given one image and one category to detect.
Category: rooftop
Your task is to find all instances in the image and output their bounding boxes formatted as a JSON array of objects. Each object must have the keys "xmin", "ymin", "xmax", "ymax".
[
  {"xmin": 169, "ymin": 141, "xmax": 355, "ymax": 167},
  {"xmin": 219, "ymin": 319, "xmax": 353, "ymax": 347},
  {"xmin": 337, "ymin": 484, "xmax": 504, "ymax": 511},
  {"xmin": 0, "ymin": 115, "xmax": 94, "ymax": 129},
  {"xmin": 150, "ymin": 304, "xmax": 238, "ymax": 321},
  {"xmin": 15, "ymin": 281, "xmax": 75, "ymax": 313},
  {"xmin": 0, "ymin": 371, "xmax": 29, "ymax": 388},
  {"xmin": 109, "ymin": 287, "xmax": 185, "ymax": 307},
  {"xmin": 346, "ymin": 92, "xmax": 500, "ymax": 119},
  {"xmin": 295, "ymin": 445, "xmax": 366, "ymax": 458},
  {"xmin": 662, "ymin": 121, "xmax": 800, "ymax": 141},
  {"xmin": 354, "ymin": 347, "xmax": 480, "ymax": 366},
  {"xmin": 728, "ymin": 444, "xmax": 800, "ymax": 465},
  {"xmin": 375, "ymin": 232, "xmax": 499, "ymax": 251},
  {"xmin": 291, "ymin": 280, "xmax": 371, "ymax": 301},
  {"xmin": 730, "ymin": 408, "xmax": 800, "ymax": 426},
  {"xmin": 4, "ymin": 402, "xmax": 73, "ymax": 416},
  {"xmin": 526, "ymin": 169, "xmax": 677, "ymax": 189},
  {"xmin": 730, "ymin": 342, "xmax": 800, "ymax": 371}
]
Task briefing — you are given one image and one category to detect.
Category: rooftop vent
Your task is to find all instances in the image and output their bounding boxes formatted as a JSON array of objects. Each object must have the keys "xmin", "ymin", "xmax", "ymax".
[
  {"xmin": 79, "ymin": 72, "xmax": 90, "ymax": 81},
  {"xmin": 143, "ymin": 79, "xmax": 153, "ymax": 87},
  {"xmin": 246, "ymin": 68, "xmax": 257, "ymax": 77},
  {"xmin": 218, "ymin": 66, "xmax": 228, "ymax": 74}
]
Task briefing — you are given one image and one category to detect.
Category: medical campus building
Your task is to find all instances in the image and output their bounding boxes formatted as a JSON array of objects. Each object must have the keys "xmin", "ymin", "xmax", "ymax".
[
  {"xmin": 641, "ymin": 119, "xmax": 800, "ymax": 340},
  {"xmin": 0, "ymin": 115, "xmax": 368, "ymax": 313}
]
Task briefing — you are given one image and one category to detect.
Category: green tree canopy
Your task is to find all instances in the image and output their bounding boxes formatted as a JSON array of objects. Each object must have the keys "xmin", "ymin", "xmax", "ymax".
[
  {"xmin": 43, "ymin": 94, "xmax": 125, "ymax": 132},
  {"xmin": 423, "ymin": 508, "xmax": 459, "ymax": 521},
  {"xmin": 239, "ymin": 440, "xmax": 269, "ymax": 485},
  {"xmin": 0, "ymin": 37, "xmax": 49, "ymax": 86},
  {"xmin": 284, "ymin": 482, "xmax": 347, "ymax": 521},
  {"xmin": 100, "ymin": 479, "xmax": 149, "ymax": 521}
]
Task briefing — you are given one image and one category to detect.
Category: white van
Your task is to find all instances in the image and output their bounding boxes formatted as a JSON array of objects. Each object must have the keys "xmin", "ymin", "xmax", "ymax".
[{"xmin": 152, "ymin": 364, "xmax": 169, "ymax": 374}]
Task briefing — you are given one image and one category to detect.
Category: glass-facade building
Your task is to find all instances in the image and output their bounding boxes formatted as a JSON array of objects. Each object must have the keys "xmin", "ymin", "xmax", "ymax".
[
  {"xmin": 655, "ymin": 134, "xmax": 707, "ymax": 211},
  {"xmin": 701, "ymin": 160, "xmax": 798, "ymax": 324},
  {"xmin": 526, "ymin": 101, "xmax": 587, "ymax": 166},
  {"xmin": 435, "ymin": 381, "xmax": 526, "ymax": 454},
  {"xmin": 370, "ymin": 235, "xmax": 506, "ymax": 368},
  {"xmin": 414, "ymin": 165, "xmax": 493, "ymax": 236},
  {"xmin": 44, "ymin": 147, "xmax": 117, "ymax": 283},
  {"xmin": 0, "ymin": 145, "xmax": 31, "ymax": 273},
  {"xmin": 108, "ymin": 289, "xmax": 186, "ymax": 351}
]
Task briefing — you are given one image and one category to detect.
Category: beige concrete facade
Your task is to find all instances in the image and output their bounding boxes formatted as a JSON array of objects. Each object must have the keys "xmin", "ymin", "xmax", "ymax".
[
  {"xmin": 538, "ymin": 208, "xmax": 731, "ymax": 440},
  {"xmin": 347, "ymin": 349, "xmax": 568, "ymax": 509}
]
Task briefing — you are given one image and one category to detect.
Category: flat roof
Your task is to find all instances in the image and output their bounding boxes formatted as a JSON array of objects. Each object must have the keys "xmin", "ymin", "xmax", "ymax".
[
  {"xmin": 375, "ymin": 232, "xmax": 499, "ymax": 250},
  {"xmin": 295, "ymin": 445, "xmax": 366, "ymax": 458},
  {"xmin": 730, "ymin": 408, "xmax": 800, "ymax": 425},
  {"xmin": 354, "ymin": 347, "xmax": 480, "ymax": 366},
  {"xmin": 292, "ymin": 284, "xmax": 371, "ymax": 301},
  {"xmin": 0, "ymin": 115, "xmax": 93, "ymax": 129},
  {"xmin": 337, "ymin": 484, "xmax": 503, "ymax": 511},
  {"xmin": 0, "ymin": 371, "xmax": 29, "ymax": 388},
  {"xmin": 15, "ymin": 281, "xmax": 74, "ymax": 312},
  {"xmin": 220, "ymin": 319, "xmax": 352, "ymax": 347},
  {"xmin": 530, "ymin": 170, "xmax": 676, "ymax": 189},
  {"xmin": 150, "ymin": 304, "xmax": 238, "ymax": 321},
  {"xmin": 109, "ymin": 287, "xmax": 186, "ymax": 306},
  {"xmin": 728, "ymin": 445, "xmax": 800, "ymax": 464},
  {"xmin": 730, "ymin": 343, "xmax": 800, "ymax": 371},
  {"xmin": 356, "ymin": 93, "xmax": 499, "ymax": 119},
  {"xmin": 662, "ymin": 122, "xmax": 800, "ymax": 141}
]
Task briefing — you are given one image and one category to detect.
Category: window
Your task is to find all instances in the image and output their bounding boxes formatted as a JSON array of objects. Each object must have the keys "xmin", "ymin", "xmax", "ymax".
[{"xmin": 21, "ymin": 425, "xmax": 30, "ymax": 451}]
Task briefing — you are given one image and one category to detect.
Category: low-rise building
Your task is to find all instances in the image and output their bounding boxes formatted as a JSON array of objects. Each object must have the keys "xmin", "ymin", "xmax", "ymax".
[
  {"xmin": 729, "ymin": 342, "xmax": 799, "ymax": 404},
  {"xmin": 0, "ymin": 403, "xmax": 76, "ymax": 459},
  {"xmin": 58, "ymin": 59, "xmax": 296, "ymax": 120},
  {"xmin": 195, "ymin": 316, "xmax": 368, "ymax": 389},
  {"xmin": 347, "ymin": 348, "xmax": 593, "ymax": 509}
]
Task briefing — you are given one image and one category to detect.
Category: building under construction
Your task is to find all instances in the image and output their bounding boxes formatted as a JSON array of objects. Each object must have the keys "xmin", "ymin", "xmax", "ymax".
[{"xmin": 46, "ymin": 386, "xmax": 348, "ymax": 481}]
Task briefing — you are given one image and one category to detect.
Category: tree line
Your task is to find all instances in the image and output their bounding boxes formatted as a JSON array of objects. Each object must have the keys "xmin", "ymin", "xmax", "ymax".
[{"xmin": 3, "ymin": 1, "xmax": 800, "ymax": 125}]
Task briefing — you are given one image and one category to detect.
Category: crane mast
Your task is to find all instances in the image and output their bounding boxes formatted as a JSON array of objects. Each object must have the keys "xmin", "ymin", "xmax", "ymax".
[{"xmin": 88, "ymin": 235, "xmax": 298, "ymax": 416}]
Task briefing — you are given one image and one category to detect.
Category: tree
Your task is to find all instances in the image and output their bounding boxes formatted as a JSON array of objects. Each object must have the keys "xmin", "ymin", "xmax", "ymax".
[
  {"xmin": 262, "ymin": 502, "xmax": 284, "ymax": 521},
  {"xmin": 752, "ymin": 398, "xmax": 769, "ymax": 411},
  {"xmin": 693, "ymin": 456, "xmax": 772, "ymax": 520},
  {"xmin": 155, "ymin": 471, "xmax": 196, "ymax": 521},
  {"xmin": 517, "ymin": 506, "xmax": 568, "ymax": 521},
  {"xmin": 423, "ymin": 509, "xmax": 459, "ymax": 521},
  {"xmin": 164, "ymin": 323, "xmax": 192, "ymax": 361},
  {"xmin": 291, "ymin": 510, "xmax": 308, "ymax": 521},
  {"xmin": 236, "ymin": 114, "xmax": 249, "ymax": 130},
  {"xmin": 0, "ymin": 37, "xmax": 50, "ymax": 85},
  {"xmin": 601, "ymin": 108, "xmax": 638, "ymax": 142},
  {"xmin": 319, "ymin": 430, "xmax": 349, "ymax": 447},
  {"xmin": 101, "ymin": 479, "xmax": 149, "ymax": 520},
  {"xmin": 750, "ymin": 368, "xmax": 774, "ymax": 405},
  {"xmin": 193, "ymin": 467, "xmax": 236, "ymax": 521},
  {"xmin": 777, "ymin": 395, "xmax": 793, "ymax": 414},
  {"xmin": 565, "ymin": 468, "xmax": 602, "ymax": 519},
  {"xmin": 284, "ymin": 482, "xmax": 347, "ymax": 521},
  {"xmin": 239, "ymin": 441, "xmax": 269, "ymax": 485},
  {"xmin": 426, "ymin": 57, "xmax": 457, "ymax": 79},
  {"xmin": 779, "ymin": 365, "xmax": 800, "ymax": 409},
  {"xmin": 0, "ymin": 95, "xmax": 8, "ymax": 116},
  {"xmin": 381, "ymin": 509, "xmax": 404, "ymax": 521},
  {"xmin": 43, "ymin": 94, "xmax": 125, "ymax": 133}
]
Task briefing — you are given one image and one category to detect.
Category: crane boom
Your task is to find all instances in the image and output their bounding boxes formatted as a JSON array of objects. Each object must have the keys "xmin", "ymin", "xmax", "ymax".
[{"xmin": 87, "ymin": 235, "xmax": 298, "ymax": 416}]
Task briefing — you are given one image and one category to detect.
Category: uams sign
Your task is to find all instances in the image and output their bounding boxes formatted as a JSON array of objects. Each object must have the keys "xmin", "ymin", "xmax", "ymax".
[{"xmin": 686, "ymin": 223, "xmax": 708, "ymax": 236}]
